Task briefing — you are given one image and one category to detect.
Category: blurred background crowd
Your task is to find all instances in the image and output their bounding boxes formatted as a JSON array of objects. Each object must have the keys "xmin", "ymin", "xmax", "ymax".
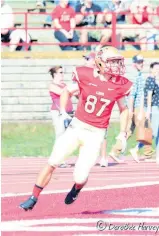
[{"xmin": 1, "ymin": 0, "xmax": 159, "ymax": 52}]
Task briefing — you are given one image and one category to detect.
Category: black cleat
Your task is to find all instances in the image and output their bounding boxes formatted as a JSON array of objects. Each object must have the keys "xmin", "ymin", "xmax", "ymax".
[
  {"xmin": 19, "ymin": 196, "xmax": 37, "ymax": 211},
  {"xmin": 65, "ymin": 184, "xmax": 81, "ymax": 205}
]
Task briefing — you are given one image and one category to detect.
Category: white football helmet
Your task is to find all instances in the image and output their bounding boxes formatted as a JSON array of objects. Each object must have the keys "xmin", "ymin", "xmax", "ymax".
[{"xmin": 95, "ymin": 46, "xmax": 125, "ymax": 76}]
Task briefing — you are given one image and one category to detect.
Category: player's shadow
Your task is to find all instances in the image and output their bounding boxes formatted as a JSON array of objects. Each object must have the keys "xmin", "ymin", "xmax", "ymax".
[{"xmin": 95, "ymin": 162, "xmax": 126, "ymax": 167}]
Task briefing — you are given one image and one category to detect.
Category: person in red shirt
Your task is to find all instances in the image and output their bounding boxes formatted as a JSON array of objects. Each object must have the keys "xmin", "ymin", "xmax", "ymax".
[
  {"xmin": 53, "ymin": 0, "xmax": 83, "ymax": 51},
  {"xmin": 49, "ymin": 66, "xmax": 73, "ymax": 137},
  {"xmin": 49, "ymin": 66, "xmax": 73, "ymax": 168},
  {"xmin": 130, "ymin": 0, "xmax": 154, "ymax": 25},
  {"xmin": 20, "ymin": 46, "xmax": 132, "ymax": 210},
  {"xmin": 129, "ymin": 0, "xmax": 156, "ymax": 50}
]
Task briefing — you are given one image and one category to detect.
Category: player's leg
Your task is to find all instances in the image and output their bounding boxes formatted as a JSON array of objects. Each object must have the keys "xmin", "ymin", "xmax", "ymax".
[
  {"xmin": 65, "ymin": 128, "xmax": 105, "ymax": 204},
  {"xmin": 100, "ymin": 138, "xmax": 108, "ymax": 167},
  {"xmin": 52, "ymin": 111, "xmax": 72, "ymax": 168},
  {"xmin": 51, "ymin": 110, "xmax": 66, "ymax": 138},
  {"xmin": 19, "ymin": 126, "xmax": 80, "ymax": 211}
]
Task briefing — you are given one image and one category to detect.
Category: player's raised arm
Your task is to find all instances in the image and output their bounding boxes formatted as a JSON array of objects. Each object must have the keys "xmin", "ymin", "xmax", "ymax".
[
  {"xmin": 60, "ymin": 70, "xmax": 80, "ymax": 113},
  {"xmin": 59, "ymin": 69, "xmax": 80, "ymax": 128}
]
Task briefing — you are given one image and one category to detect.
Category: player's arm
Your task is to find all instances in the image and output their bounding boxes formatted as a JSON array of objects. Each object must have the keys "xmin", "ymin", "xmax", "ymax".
[
  {"xmin": 60, "ymin": 67, "xmax": 80, "ymax": 112},
  {"xmin": 60, "ymin": 82, "xmax": 80, "ymax": 113},
  {"xmin": 116, "ymin": 97, "xmax": 129, "ymax": 152},
  {"xmin": 59, "ymin": 81, "xmax": 79, "ymax": 128},
  {"xmin": 117, "ymin": 97, "xmax": 129, "ymax": 133},
  {"xmin": 128, "ymin": 78, "xmax": 137, "ymax": 115}
]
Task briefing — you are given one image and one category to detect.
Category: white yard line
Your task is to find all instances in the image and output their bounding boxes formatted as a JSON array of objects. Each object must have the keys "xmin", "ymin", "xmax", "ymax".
[{"xmin": 1, "ymin": 181, "xmax": 159, "ymax": 197}]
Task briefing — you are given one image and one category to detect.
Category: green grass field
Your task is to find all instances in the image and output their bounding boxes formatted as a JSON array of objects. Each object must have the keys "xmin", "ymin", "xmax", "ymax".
[{"xmin": 1, "ymin": 122, "xmax": 140, "ymax": 157}]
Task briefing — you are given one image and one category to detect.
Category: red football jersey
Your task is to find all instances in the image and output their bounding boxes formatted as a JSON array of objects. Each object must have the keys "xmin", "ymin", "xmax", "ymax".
[{"xmin": 72, "ymin": 66, "xmax": 132, "ymax": 128}]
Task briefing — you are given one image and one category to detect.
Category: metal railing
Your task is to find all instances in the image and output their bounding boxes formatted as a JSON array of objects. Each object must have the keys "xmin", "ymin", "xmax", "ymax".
[{"xmin": 1, "ymin": 11, "xmax": 159, "ymax": 50}]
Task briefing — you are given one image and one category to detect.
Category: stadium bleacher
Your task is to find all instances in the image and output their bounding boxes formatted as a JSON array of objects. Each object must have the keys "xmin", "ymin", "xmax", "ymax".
[{"xmin": 2, "ymin": 0, "xmax": 159, "ymax": 52}]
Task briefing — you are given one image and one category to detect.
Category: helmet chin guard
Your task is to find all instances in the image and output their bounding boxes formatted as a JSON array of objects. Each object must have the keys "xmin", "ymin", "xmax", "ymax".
[{"xmin": 95, "ymin": 46, "xmax": 125, "ymax": 76}]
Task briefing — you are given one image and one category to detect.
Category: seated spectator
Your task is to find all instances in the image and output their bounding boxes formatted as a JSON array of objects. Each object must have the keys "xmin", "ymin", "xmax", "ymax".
[
  {"xmin": 1, "ymin": 1, "xmax": 32, "ymax": 52},
  {"xmin": 152, "ymin": 5, "xmax": 159, "ymax": 49},
  {"xmin": 75, "ymin": 0, "xmax": 102, "ymax": 26},
  {"xmin": 1, "ymin": 0, "xmax": 14, "ymax": 36},
  {"xmin": 97, "ymin": 0, "xmax": 133, "ymax": 49},
  {"xmin": 104, "ymin": 0, "xmax": 131, "ymax": 25},
  {"xmin": 53, "ymin": 0, "xmax": 83, "ymax": 51},
  {"xmin": 126, "ymin": 0, "xmax": 158, "ymax": 50},
  {"xmin": 44, "ymin": 0, "xmax": 79, "ymax": 27},
  {"xmin": 2, "ymin": 28, "xmax": 32, "ymax": 52},
  {"xmin": 44, "ymin": 0, "xmax": 107, "ymax": 28},
  {"xmin": 75, "ymin": 0, "xmax": 106, "ymax": 49}
]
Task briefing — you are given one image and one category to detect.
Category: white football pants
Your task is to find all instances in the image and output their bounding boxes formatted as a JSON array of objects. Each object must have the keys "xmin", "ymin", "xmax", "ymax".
[
  {"xmin": 48, "ymin": 117, "xmax": 106, "ymax": 184},
  {"xmin": 51, "ymin": 110, "xmax": 65, "ymax": 138}
]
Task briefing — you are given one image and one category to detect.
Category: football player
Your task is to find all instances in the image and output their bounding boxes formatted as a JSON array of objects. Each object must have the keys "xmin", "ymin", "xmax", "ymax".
[{"xmin": 20, "ymin": 46, "xmax": 132, "ymax": 210}]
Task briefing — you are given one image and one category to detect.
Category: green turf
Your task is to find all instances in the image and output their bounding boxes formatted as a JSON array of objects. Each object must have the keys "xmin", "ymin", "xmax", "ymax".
[{"xmin": 1, "ymin": 122, "xmax": 144, "ymax": 157}]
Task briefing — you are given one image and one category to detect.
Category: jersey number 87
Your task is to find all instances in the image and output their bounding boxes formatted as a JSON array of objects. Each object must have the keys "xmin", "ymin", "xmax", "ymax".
[{"xmin": 85, "ymin": 95, "xmax": 111, "ymax": 116}]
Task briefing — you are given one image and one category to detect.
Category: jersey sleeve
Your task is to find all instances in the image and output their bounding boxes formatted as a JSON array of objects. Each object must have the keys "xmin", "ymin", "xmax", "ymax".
[
  {"xmin": 67, "ymin": 67, "xmax": 80, "ymax": 94},
  {"xmin": 72, "ymin": 67, "xmax": 80, "ymax": 83},
  {"xmin": 118, "ymin": 77, "xmax": 133, "ymax": 98}
]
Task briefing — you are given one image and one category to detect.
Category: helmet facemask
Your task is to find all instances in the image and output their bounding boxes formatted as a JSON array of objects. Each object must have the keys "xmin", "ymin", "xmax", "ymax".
[
  {"xmin": 105, "ymin": 58, "xmax": 125, "ymax": 76},
  {"xmin": 95, "ymin": 47, "xmax": 125, "ymax": 76}
]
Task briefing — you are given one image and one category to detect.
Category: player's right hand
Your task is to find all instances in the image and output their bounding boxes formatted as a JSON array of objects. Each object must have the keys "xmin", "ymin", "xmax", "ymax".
[
  {"xmin": 116, "ymin": 132, "xmax": 127, "ymax": 153},
  {"xmin": 59, "ymin": 111, "xmax": 72, "ymax": 129}
]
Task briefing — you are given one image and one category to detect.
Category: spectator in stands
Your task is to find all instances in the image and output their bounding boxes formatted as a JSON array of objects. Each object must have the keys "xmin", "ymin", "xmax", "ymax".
[
  {"xmin": 49, "ymin": 65, "xmax": 73, "ymax": 167},
  {"xmin": 1, "ymin": 1, "xmax": 31, "ymax": 51},
  {"xmin": 102, "ymin": 0, "xmax": 156, "ymax": 50},
  {"xmin": 44, "ymin": 0, "xmax": 79, "ymax": 27},
  {"xmin": 53, "ymin": 0, "xmax": 82, "ymax": 51},
  {"xmin": 104, "ymin": 0, "xmax": 131, "ymax": 25},
  {"xmin": 1, "ymin": 0, "xmax": 14, "ymax": 39},
  {"xmin": 5, "ymin": 29, "xmax": 32, "ymax": 52},
  {"xmin": 75, "ymin": 0, "xmax": 106, "ymax": 49},
  {"xmin": 98, "ymin": 0, "xmax": 134, "ymax": 49},
  {"xmin": 128, "ymin": 0, "xmax": 158, "ymax": 50},
  {"xmin": 152, "ymin": 4, "xmax": 159, "ymax": 49}
]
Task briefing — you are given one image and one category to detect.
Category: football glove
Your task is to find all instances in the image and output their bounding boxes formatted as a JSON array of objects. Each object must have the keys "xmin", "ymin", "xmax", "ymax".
[
  {"xmin": 115, "ymin": 132, "xmax": 127, "ymax": 153},
  {"xmin": 59, "ymin": 111, "xmax": 72, "ymax": 129}
]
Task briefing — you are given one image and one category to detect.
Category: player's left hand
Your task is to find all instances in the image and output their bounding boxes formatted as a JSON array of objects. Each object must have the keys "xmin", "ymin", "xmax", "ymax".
[
  {"xmin": 64, "ymin": 118, "xmax": 72, "ymax": 129},
  {"xmin": 59, "ymin": 111, "xmax": 72, "ymax": 129},
  {"xmin": 115, "ymin": 132, "xmax": 127, "ymax": 153}
]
